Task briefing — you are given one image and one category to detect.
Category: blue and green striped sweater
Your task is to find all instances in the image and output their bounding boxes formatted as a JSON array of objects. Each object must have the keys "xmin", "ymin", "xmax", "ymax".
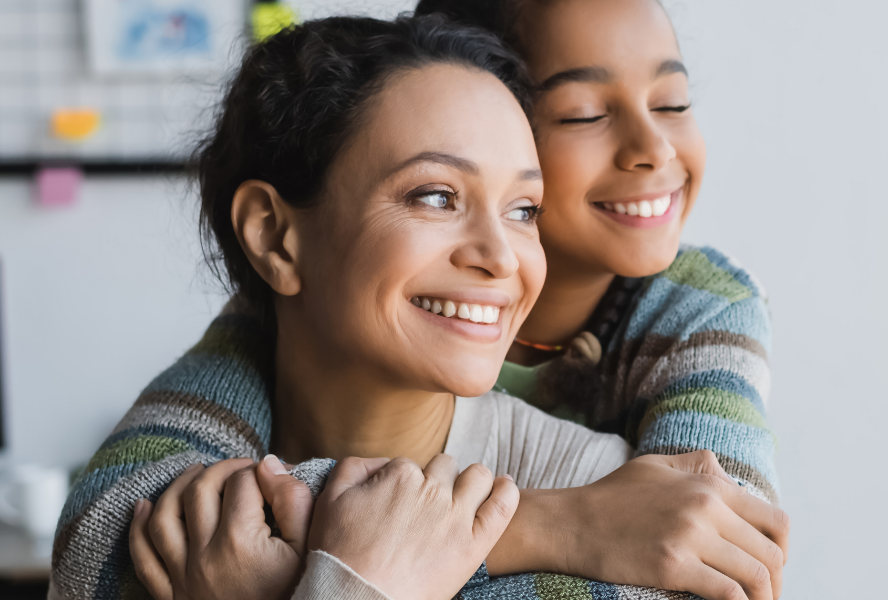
[{"xmin": 51, "ymin": 245, "xmax": 776, "ymax": 599}]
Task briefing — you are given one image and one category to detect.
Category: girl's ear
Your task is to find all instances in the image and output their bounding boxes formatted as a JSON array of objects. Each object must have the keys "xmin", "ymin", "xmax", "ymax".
[{"xmin": 231, "ymin": 180, "xmax": 302, "ymax": 296}]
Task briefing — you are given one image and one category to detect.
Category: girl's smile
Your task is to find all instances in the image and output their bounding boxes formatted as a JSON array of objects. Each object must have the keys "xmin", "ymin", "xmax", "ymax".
[{"xmin": 591, "ymin": 186, "xmax": 683, "ymax": 229}]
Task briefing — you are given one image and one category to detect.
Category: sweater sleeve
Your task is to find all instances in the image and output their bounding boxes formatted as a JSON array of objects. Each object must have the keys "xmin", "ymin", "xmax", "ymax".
[
  {"xmin": 51, "ymin": 314, "xmax": 277, "ymax": 600},
  {"xmin": 292, "ymin": 551, "xmax": 392, "ymax": 600},
  {"xmin": 623, "ymin": 247, "xmax": 779, "ymax": 503}
]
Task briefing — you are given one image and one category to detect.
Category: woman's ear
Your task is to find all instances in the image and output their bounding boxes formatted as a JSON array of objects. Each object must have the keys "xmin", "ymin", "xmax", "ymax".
[{"xmin": 231, "ymin": 180, "xmax": 302, "ymax": 296}]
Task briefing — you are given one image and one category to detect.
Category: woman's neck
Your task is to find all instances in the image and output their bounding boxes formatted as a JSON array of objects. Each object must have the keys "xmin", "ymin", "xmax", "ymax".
[
  {"xmin": 510, "ymin": 261, "xmax": 614, "ymax": 367},
  {"xmin": 270, "ymin": 312, "xmax": 454, "ymax": 468}
]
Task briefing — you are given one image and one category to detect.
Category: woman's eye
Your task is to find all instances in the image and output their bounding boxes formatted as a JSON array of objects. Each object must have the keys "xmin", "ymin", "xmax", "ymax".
[
  {"xmin": 506, "ymin": 205, "xmax": 541, "ymax": 223},
  {"xmin": 417, "ymin": 192, "xmax": 449, "ymax": 208}
]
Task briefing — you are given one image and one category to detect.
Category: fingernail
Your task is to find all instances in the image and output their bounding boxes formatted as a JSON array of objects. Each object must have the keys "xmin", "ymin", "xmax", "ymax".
[
  {"xmin": 185, "ymin": 463, "xmax": 202, "ymax": 472},
  {"xmin": 263, "ymin": 454, "xmax": 288, "ymax": 475},
  {"xmin": 502, "ymin": 473, "xmax": 514, "ymax": 481},
  {"xmin": 134, "ymin": 499, "xmax": 145, "ymax": 517}
]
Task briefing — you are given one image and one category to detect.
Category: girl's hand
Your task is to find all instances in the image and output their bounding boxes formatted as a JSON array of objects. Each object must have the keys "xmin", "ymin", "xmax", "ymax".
[
  {"xmin": 489, "ymin": 450, "xmax": 790, "ymax": 600},
  {"xmin": 309, "ymin": 454, "xmax": 520, "ymax": 600},
  {"xmin": 129, "ymin": 456, "xmax": 313, "ymax": 600}
]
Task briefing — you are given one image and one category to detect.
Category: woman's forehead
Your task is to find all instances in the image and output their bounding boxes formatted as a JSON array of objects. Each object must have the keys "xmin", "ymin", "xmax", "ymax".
[{"xmin": 338, "ymin": 63, "xmax": 539, "ymax": 182}]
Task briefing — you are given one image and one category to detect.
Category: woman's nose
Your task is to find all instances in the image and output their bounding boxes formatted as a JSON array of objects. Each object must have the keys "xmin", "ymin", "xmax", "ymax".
[
  {"xmin": 614, "ymin": 111, "xmax": 677, "ymax": 172},
  {"xmin": 450, "ymin": 214, "xmax": 520, "ymax": 280}
]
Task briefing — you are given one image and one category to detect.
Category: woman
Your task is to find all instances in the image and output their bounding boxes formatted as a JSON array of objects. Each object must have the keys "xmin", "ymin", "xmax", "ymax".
[
  {"xmin": 50, "ymin": 14, "xmax": 633, "ymax": 600},
  {"xmin": 57, "ymin": 10, "xmax": 788, "ymax": 597}
]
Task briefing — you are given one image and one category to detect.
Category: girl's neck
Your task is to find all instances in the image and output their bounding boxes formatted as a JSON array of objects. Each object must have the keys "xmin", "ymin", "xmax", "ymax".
[
  {"xmin": 270, "ymin": 311, "xmax": 454, "ymax": 468},
  {"xmin": 510, "ymin": 262, "xmax": 614, "ymax": 367}
]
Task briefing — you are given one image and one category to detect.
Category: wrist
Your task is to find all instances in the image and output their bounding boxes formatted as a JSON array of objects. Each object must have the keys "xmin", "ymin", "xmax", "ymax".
[{"xmin": 485, "ymin": 488, "xmax": 568, "ymax": 576}]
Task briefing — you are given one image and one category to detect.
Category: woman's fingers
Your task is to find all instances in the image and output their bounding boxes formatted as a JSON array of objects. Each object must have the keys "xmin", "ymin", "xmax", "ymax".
[
  {"xmin": 452, "ymin": 462, "xmax": 495, "ymax": 515},
  {"xmin": 680, "ymin": 561, "xmax": 751, "ymax": 600},
  {"xmin": 256, "ymin": 455, "xmax": 315, "ymax": 554},
  {"xmin": 218, "ymin": 466, "xmax": 268, "ymax": 536},
  {"xmin": 150, "ymin": 463, "xmax": 204, "ymax": 583},
  {"xmin": 702, "ymin": 538, "xmax": 774, "ymax": 600},
  {"xmin": 470, "ymin": 474, "xmax": 519, "ymax": 544},
  {"xmin": 423, "ymin": 453, "xmax": 460, "ymax": 494},
  {"xmin": 129, "ymin": 500, "xmax": 174, "ymax": 600},
  {"xmin": 716, "ymin": 501, "xmax": 785, "ymax": 598},
  {"xmin": 183, "ymin": 458, "xmax": 254, "ymax": 553},
  {"xmin": 663, "ymin": 449, "xmax": 737, "ymax": 487},
  {"xmin": 325, "ymin": 456, "xmax": 391, "ymax": 500},
  {"xmin": 722, "ymin": 490, "xmax": 791, "ymax": 564}
]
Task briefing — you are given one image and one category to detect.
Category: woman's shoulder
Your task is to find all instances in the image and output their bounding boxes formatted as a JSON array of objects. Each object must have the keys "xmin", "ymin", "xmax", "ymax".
[
  {"xmin": 449, "ymin": 391, "xmax": 632, "ymax": 489},
  {"xmin": 626, "ymin": 245, "xmax": 771, "ymax": 349}
]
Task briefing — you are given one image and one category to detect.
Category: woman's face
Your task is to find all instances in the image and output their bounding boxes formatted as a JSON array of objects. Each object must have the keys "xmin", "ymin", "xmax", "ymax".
[
  {"xmin": 294, "ymin": 64, "xmax": 545, "ymax": 396},
  {"xmin": 521, "ymin": 0, "xmax": 707, "ymax": 278}
]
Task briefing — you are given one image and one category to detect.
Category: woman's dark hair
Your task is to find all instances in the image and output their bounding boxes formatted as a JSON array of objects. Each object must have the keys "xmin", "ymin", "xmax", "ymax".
[{"xmin": 196, "ymin": 14, "xmax": 530, "ymax": 317}]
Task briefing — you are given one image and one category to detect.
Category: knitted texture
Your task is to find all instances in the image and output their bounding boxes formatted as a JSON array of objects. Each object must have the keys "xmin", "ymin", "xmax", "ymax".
[
  {"xmin": 51, "ymin": 245, "xmax": 766, "ymax": 600},
  {"xmin": 496, "ymin": 245, "xmax": 778, "ymax": 504}
]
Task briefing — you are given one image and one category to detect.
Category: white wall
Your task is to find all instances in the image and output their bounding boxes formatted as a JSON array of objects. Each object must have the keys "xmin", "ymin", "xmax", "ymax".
[
  {"xmin": 0, "ymin": 176, "xmax": 227, "ymax": 466},
  {"xmin": 666, "ymin": 1, "xmax": 888, "ymax": 597},
  {"xmin": 0, "ymin": 0, "xmax": 884, "ymax": 597}
]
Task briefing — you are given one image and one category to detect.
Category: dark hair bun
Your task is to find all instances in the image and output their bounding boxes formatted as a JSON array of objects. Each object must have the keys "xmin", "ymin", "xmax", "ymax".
[{"xmin": 415, "ymin": 0, "xmax": 506, "ymax": 35}]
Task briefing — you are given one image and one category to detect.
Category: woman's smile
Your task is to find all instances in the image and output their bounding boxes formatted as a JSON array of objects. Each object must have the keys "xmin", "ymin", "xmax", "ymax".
[
  {"xmin": 591, "ymin": 186, "xmax": 684, "ymax": 229},
  {"xmin": 409, "ymin": 291, "xmax": 508, "ymax": 343}
]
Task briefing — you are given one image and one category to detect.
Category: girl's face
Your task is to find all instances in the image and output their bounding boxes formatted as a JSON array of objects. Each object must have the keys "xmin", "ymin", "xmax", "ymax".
[
  {"xmin": 294, "ymin": 64, "xmax": 546, "ymax": 396},
  {"xmin": 521, "ymin": 0, "xmax": 706, "ymax": 278}
]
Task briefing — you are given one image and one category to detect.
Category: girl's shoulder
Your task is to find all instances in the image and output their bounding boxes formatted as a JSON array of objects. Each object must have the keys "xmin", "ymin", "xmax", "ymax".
[{"xmin": 624, "ymin": 245, "xmax": 771, "ymax": 350}]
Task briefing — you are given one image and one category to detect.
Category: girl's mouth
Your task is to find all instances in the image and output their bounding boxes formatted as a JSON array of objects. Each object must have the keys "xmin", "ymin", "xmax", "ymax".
[{"xmin": 591, "ymin": 188, "xmax": 683, "ymax": 229}]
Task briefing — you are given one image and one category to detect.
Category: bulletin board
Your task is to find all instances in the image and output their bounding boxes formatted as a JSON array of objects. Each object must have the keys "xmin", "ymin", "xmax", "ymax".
[{"xmin": 0, "ymin": 0, "xmax": 249, "ymax": 173}]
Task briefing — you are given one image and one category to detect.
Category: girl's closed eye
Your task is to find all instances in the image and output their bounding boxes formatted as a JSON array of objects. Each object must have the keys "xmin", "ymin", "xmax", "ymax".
[{"xmin": 651, "ymin": 104, "xmax": 691, "ymax": 113}]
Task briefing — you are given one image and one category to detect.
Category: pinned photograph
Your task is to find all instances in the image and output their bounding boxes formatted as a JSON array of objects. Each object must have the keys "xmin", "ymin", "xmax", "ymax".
[{"xmin": 84, "ymin": 0, "xmax": 245, "ymax": 76}]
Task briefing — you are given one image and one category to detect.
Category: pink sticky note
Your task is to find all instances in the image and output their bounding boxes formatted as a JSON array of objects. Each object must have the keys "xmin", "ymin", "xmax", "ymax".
[{"xmin": 35, "ymin": 167, "xmax": 83, "ymax": 207}]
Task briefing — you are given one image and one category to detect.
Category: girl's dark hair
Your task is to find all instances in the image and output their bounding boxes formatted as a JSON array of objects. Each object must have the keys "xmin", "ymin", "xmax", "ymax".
[
  {"xmin": 414, "ymin": 0, "xmax": 528, "ymax": 53},
  {"xmin": 196, "ymin": 14, "xmax": 530, "ymax": 316}
]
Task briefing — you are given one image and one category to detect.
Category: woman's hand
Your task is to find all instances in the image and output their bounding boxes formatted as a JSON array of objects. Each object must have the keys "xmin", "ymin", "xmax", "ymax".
[
  {"xmin": 309, "ymin": 454, "xmax": 520, "ymax": 600},
  {"xmin": 488, "ymin": 450, "xmax": 790, "ymax": 600},
  {"xmin": 129, "ymin": 456, "xmax": 313, "ymax": 600}
]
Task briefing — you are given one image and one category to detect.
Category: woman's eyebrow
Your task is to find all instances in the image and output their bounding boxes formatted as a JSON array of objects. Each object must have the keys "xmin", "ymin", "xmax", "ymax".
[{"xmin": 392, "ymin": 151, "xmax": 480, "ymax": 176}]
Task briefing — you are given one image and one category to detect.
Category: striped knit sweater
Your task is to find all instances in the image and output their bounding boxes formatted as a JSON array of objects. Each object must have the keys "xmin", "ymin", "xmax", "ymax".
[{"xmin": 51, "ymin": 245, "xmax": 775, "ymax": 600}]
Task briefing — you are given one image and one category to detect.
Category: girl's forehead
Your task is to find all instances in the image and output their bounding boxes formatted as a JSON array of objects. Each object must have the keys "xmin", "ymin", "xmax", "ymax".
[{"xmin": 520, "ymin": 0, "xmax": 680, "ymax": 80}]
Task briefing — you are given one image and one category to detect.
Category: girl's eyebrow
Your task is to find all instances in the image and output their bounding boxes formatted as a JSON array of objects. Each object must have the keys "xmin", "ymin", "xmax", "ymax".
[
  {"xmin": 536, "ymin": 66, "xmax": 611, "ymax": 92},
  {"xmin": 656, "ymin": 59, "xmax": 688, "ymax": 78},
  {"xmin": 536, "ymin": 59, "xmax": 688, "ymax": 93}
]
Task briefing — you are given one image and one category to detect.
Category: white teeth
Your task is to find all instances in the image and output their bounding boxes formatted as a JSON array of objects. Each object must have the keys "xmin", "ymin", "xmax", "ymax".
[
  {"xmin": 615, "ymin": 203, "xmax": 627, "ymax": 215},
  {"xmin": 604, "ymin": 203, "xmax": 614, "ymax": 211},
  {"xmin": 468, "ymin": 305, "xmax": 483, "ymax": 323},
  {"xmin": 626, "ymin": 203, "xmax": 639, "ymax": 216},
  {"xmin": 652, "ymin": 198, "xmax": 666, "ymax": 217},
  {"xmin": 457, "ymin": 303, "xmax": 471, "ymax": 319},
  {"xmin": 417, "ymin": 296, "xmax": 500, "ymax": 324},
  {"xmin": 638, "ymin": 200, "xmax": 653, "ymax": 218}
]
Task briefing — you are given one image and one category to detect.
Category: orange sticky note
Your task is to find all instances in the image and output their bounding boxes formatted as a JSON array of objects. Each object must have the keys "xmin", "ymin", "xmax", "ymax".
[{"xmin": 51, "ymin": 109, "xmax": 101, "ymax": 141}]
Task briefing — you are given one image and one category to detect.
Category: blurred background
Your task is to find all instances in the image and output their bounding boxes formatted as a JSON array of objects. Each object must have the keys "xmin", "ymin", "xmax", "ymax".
[{"xmin": 0, "ymin": 0, "xmax": 884, "ymax": 597}]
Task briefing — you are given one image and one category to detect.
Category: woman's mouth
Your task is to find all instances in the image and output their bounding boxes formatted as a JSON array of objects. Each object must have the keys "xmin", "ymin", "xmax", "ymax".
[
  {"xmin": 410, "ymin": 296, "xmax": 500, "ymax": 324},
  {"xmin": 591, "ymin": 188, "xmax": 682, "ymax": 229}
]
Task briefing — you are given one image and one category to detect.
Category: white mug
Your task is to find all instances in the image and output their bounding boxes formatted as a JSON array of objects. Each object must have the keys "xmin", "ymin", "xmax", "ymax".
[{"xmin": 0, "ymin": 465, "xmax": 69, "ymax": 538}]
